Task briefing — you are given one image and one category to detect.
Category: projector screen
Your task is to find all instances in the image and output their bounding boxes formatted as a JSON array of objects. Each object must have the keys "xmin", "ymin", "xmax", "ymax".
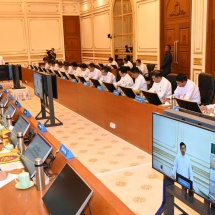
[{"xmin": 152, "ymin": 113, "xmax": 215, "ymax": 203}]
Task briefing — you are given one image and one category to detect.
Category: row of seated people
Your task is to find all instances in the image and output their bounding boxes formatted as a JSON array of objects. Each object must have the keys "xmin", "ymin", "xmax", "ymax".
[{"xmin": 39, "ymin": 59, "xmax": 205, "ymax": 108}]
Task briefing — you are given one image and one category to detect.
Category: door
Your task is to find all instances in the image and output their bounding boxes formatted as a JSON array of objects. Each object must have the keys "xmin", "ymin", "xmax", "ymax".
[
  {"xmin": 161, "ymin": 0, "xmax": 191, "ymax": 76},
  {"xmin": 63, "ymin": 16, "xmax": 81, "ymax": 63}
]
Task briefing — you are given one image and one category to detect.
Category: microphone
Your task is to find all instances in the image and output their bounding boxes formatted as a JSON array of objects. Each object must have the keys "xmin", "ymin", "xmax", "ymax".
[{"xmin": 17, "ymin": 152, "xmax": 34, "ymax": 164}]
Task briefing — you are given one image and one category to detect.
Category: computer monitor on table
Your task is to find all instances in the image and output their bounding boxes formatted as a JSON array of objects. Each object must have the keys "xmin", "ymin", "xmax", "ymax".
[
  {"xmin": 42, "ymin": 163, "xmax": 93, "ymax": 215},
  {"xmin": 142, "ymin": 90, "xmax": 162, "ymax": 105},
  {"xmin": 1, "ymin": 104, "xmax": 16, "ymax": 127},
  {"xmin": 90, "ymin": 79, "xmax": 101, "ymax": 88},
  {"xmin": 78, "ymin": 76, "xmax": 87, "ymax": 84},
  {"xmin": 61, "ymin": 71, "xmax": 69, "ymax": 80},
  {"xmin": 103, "ymin": 82, "xmax": 117, "ymax": 92},
  {"xmin": 0, "ymin": 97, "xmax": 8, "ymax": 107},
  {"xmin": 69, "ymin": 74, "xmax": 79, "ymax": 82},
  {"xmin": 119, "ymin": 86, "xmax": 136, "ymax": 98},
  {"xmin": 176, "ymin": 98, "xmax": 202, "ymax": 113}
]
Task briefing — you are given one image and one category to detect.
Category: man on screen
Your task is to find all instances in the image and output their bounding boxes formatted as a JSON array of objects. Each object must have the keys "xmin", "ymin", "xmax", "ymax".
[{"xmin": 172, "ymin": 142, "xmax": 193, "ymax": 181}]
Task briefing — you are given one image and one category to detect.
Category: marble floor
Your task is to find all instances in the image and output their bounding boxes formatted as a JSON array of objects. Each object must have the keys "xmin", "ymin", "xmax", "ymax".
[{"xmin": 20, "ymin": 88, "xmax": 200, "ymax": 215}]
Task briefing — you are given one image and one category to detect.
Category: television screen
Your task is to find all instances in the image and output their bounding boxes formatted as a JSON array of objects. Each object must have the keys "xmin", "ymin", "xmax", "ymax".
[
  {"xmin": 2, "ymin": 104, "xmax": 16, "ymax": 127},
  {"xmin": 10, "ymin": 115, "xmax": 30, "ymax": 147},
  {"xmin": 42, "ymin": 163, "xmax": 93, "ymax": 215},
  {"xmin": 21, "ymin": 133, "xmax": 52, "ymax": 178},
  {"xmin": 152, "ymin": 113, "xmax": 215, "ymax": 203},
  {"xmin": 34, "ymin": 72, "xmax": 43, "ymax": 99},
  {"xmin": 43, "ymin": 73, "xmax": 58, "ymax": 99}
]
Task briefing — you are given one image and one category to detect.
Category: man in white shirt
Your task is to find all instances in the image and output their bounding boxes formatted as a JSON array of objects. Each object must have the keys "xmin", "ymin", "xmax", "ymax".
[
  {"xmin": 57, "ymin": 61, "xmax": 64, "ymax": 72},
  {"xmin": 136, "ymin": 59, "xmax": 148, "ymax": 75},
  {"xmin": 174, "ymin": 73, "xmax": 201, "ymax": 104},
  {"xmin": 99, "ymin": 66, "xmax": 116, "ymax": 83},
  {"xmin": 43, "ymin": 57, "xmax": 49, "ymax": 69},
  {"xmin": 87, "ymin": 63, "xmax": 101, "ymax": 81},
  {"xmin": 131, "ymin": 67, "xmax": 147, "ymax": 92},
  {"xmin": 69, "ymin": 62, "xmax": 81, "ymax": 76},
  {"xmin": 79, "ymin": 63, "xmax": 90, "ymax": 79},
  {"xmin": 0, "ymin": 56, "xmax": 5, "ymax": 65},
  {"xmin": 172, "ymin": 142, "xmax": 193, "ymax": 181},
  {"xmin": 114, "ymin": 67, "xmax": 133, "ymax": 88},
  {"xmin": 63, "ymin": 62, "xmax": 72, "ymax": 74},
  {"xmin": 148, "ymin": 70, "xmax": 172, "ymax": 102},
  {"xmin": 107, "ymin": 57, "xmax": 119, "ymax": 68},
  {"xmin": 123, "ymin": 58, "xmax": 133, "ymax": 69}
]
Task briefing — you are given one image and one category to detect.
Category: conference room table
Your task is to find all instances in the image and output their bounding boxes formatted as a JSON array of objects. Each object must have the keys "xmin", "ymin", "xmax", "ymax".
[
  {"xmin": 22, "ymin": 67, "xmax": 165, "ymax": 154},
  {"xmin": 0, "ymin": 95, "xmax": 135, "ymax": 215}
]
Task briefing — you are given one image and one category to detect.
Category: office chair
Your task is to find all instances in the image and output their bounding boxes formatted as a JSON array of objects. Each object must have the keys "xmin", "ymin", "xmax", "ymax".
[
  {"xmin": 198, "ymin": 73, "xmax": 215, "ymax": 105},
  {"xmin": 145, "ymin": 64, "xmax": 155, "ymax": 88},
  {"xmin": 166, "ymin": 73, "xmax": 177, "ymax": 94}
]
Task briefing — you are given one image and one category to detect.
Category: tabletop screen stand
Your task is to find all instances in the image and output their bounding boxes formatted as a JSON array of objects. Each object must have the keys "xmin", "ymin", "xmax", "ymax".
[
  {"xmin": 156, "ymin": 176, "xmax": 215, "ymax": 215},
  {"xmin": 35, "ymin": 74, "xmax": 63, "ymax": 127}
]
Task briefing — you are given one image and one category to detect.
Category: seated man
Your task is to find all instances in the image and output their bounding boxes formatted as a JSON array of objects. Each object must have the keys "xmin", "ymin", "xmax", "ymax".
[
  {"xmin": 69, "ymin": 62, "xmax": 82, "ymax": 76},
  {"xmin": 86, "ymin": 63, "xmax": 101, "ymax": 81},
  {"xmin": 131, "ymin": 67, "xmax": 147, "ymax": 92},
  {"xmin": 148, "ymin": 70, "xmax": 172, "ymax": 102},
  {"xmin": 99, "ymin": 66, "xmax": 116, "ymax": 83},
  {"xmin": 174, "ymin": 73, "xmax": 201, "ymax": 104},
  {"xmin": 79, "ymin": 63, "xmax": 90, "ymax": 79},
  {"xmin": 50, "ymin": 60, "xmax": 57, "ymax": 71},
  {"xmin": 114, "ymin": 66, "xmax": 133, "ymax": 88},
  {"xmin": 136, "ymin": 59, "xmax": 148, "ymax": 76},
  {"xmin": 107, "ymin": 57, "xmax": 119, "ymax": 68},
  {"xmin": 63, "ymin": 62, "xmax": 72, "ymax": 74},
  {"xmin": 57, "ymin": 61, "xmax": 64, "ymax": 72},
  {"xmin": 43, "ymin": 57, "xmax": 49, "ymax": 69},
  {"xmin": 123, "ymin": 58, "xmax": 133, "ymax": 69}
]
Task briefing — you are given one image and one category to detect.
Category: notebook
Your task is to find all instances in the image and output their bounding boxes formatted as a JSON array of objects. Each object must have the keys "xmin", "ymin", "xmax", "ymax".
[
  {"xmin": 142, "ymin": 90, "xmax": 162, "ymax": 105},
  {"xmin": 103, "ymin": 82, "xmax": 117, "ymax": 92}
]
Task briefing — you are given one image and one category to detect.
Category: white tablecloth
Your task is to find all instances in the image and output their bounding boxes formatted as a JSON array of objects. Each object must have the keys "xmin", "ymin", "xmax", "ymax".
[{"xmin": 9, "ymin": 88, "xmax": 31, "ymax": 101}]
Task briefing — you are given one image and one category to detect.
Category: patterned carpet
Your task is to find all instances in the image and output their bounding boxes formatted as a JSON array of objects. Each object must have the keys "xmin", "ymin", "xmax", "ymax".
[{"xmin": 20, "ymin": 88, "xmax": 200, "ymax": 215}]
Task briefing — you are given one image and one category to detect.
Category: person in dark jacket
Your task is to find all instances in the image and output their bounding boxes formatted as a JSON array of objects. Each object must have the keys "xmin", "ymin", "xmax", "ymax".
[{"xmin": 160, "ymin": 45, "xmax": 172, "ymax": 77}]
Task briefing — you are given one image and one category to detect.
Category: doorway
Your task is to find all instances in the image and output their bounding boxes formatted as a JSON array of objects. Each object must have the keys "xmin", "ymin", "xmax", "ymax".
[
  {"xmin": 63, "ymin": 16, "xmax": 81, "ymax": 63},
  {"xmin": 161, "ymin": 0, "xmax": 191, "ymax": 76}
]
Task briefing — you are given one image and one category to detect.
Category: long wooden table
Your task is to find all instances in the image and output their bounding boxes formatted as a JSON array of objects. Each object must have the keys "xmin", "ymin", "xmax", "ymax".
[
  {"xmin": 22, "ymin": 67, "xmax": 165, "ymax": 154},
  {"xmin": 0, "ymin": 95, "xmax": 135, "ymax": 215}
]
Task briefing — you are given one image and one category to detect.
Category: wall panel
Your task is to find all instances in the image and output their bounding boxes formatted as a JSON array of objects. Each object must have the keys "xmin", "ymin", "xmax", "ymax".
[
  {"xmin": 0, "ymin": 2, "xmax": 24, "ymax": 14},
  {"xmin": 26, "ymin": 3, "xmax": 60, "ymax": 14},
  {"xmin": 81, "ymin": 16, "xmax": 93, "ymax": 49}
]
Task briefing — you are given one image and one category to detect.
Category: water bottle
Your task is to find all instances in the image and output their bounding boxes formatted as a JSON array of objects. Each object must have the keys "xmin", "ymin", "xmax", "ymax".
[
  {"xmin": 35, "ymin": 158, "xmax": 45, "ymax": 191},
  {"xmin": 6, "ymin": 114, "xmax": 12, "ymax": 127},
  {"xmin": 0, "ymin": 103, "xmax": 4, "ymax": 117},
  {"xmin": 171, "ymin": 95, "xmax": 176, "ymax": 109},
  {"xmin": 17, "ymin": 132, "xmax": 25, "ymax": 154}
]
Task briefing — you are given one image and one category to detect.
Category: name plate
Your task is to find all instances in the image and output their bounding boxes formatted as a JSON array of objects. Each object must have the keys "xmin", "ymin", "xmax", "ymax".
[
  {"xmin": 4, "ymin": 89, "xmax": 8, "ymax": 94},
  {"xmin": 15, "ymin": 100, "xmax": 21, "ymax": 107},
  {"xmin": 23, "ymin": 109, "xmax": 31, "ymax": 117},
  {"xmin": 113, "ymin": 90, "xmax": 121, "ymax": 96},
  {"xmin": 97, "ymin": 86, "xmax": 104, "ymax": 91},
  {"xmin": 63, "ymin": 77, "xmax": 67, "ymax": 80},
  {"xmin": 173, "ymin": 106, "xmax": 179, "ymax": 111},
  {"xmin": 83, "ymin": 82, "xmax": 90, "ymax": 87},
  {"xmin": 37, "ymin": 122, "xmax": 47, "ymax": 132},
  {"xmin": 9, "ymin": 95, "xmax": 14, "ymax": 100},
  {"xmin": 72, "ymin": 79, "xmax": 77, "ymax": 83},
  {"xmin": 134, "ymin": 96, "xmax": 145, "ymax": 103},
  {"xmin": 59, "ymin": 143, "xmax": 75, "ymax": 159}
]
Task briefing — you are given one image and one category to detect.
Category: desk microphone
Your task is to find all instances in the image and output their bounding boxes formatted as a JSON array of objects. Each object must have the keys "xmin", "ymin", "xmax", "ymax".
[{"xmin": 17, "ymin": 152, "xmax": 34, "ymax": 164}]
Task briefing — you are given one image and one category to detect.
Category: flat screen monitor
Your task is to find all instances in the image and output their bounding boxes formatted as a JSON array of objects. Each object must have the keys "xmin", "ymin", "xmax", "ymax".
[
  {"xmin": 43, "ymin": 73, "xmax": 58, "ymax": 99},
  {"xmin": 111, "ymin": 65, "xmax": 117, "ymax": 69},
  {"xmin": 21, "ymin": 133, "xmax": 52, "ymax": 178},
  {"xmin": 34, "ymin": 72, "xmax": 43, "ymax": 99},
  {"xmin": 152, "ymin": 112, "xmax": 215, "ymax": 203},
  {"xmin": 90, "ymin": 78, "xmax": 101, "ymax": 88},
  {"xmin": 61, "ymin": 71, "xmax": 69, "ymax": 80},
  {"xmin": 42, "ymin": 68, "xmax": 47, "ymax": 73},
  {"xmin": 54, "ymin": 70, "xmax": 61, "ymax": 77},
  {"xmin": 38, "ymin": 67, "xmax": 43, "ymax": 72},
  {"xmin": 10, "ymin": 115, "xmax": 30, "ymax": 147},
  {"xmin": 0, "ymin": 97, "xmax": 8, "ymax": 107},
  {"xmin": 42, "ymin": 163, "xmax": 93, "ymax": 215},
  {"xmin": 103, "ymin": 82, "xmax": 117, "ymax": 92},
  {"xmin": 2, "ymin": 104, "xmax": 16, "ymax": 127},
  {"xmin": 142, "ymin": 90, "xmax": 162, "ymax": 105},
  {"xmin": 119, "ymin": 86, "xmax": 136, "ymax": 98},
  {"xmin": 176, "ymin": 98, "xmax": 202, "ymax": 113},
  {"xmin": 77, "ymin": 76, "xmax": 87, "ymax": 84},
  {"xmin": 69, "ymin": 74, "xmax": 78, "ymax": 82},
  {"xmin": 12, "ymin": 65, "xmax": 23, "ymax": 89}
]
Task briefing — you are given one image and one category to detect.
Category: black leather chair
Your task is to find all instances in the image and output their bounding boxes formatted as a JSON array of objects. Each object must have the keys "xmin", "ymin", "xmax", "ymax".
[
  {"xmin": 198, "ymin": 73, "xmax": 215, "ymax": 105},
  {"xmin": 145, "ymin": 64, "xmax": 155, "ymax": 89},
  {"xmin": 166, "ymin": 73, "xmax": 178, "ymax": 94}
]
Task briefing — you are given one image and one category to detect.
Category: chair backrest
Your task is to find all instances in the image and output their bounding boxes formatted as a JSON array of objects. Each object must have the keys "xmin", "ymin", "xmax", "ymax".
[
  {"xmin": 198, "ymin": 73, "xmax": 215, "ymax": 105},
  {"xmin": 166, "ymin": 73, "xmax": 177, "ymax": 94},
  {"xmin": 146, "ymin": 64, "xmax": 155, "ymax": 73}
]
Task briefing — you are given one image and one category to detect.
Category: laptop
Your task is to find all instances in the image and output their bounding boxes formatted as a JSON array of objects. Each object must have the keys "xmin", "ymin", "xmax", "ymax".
[
  {"xmin": 54, "ymin": 70, "xmax": 62, "ymax": 77},
  {"xmin": 142, "ymin": 90, "xmax": 162, "ymax": 105},
  {"xmin": 119, "ymin": 86, "xmax": 136, "ymax": 98},
  {"xmin": 176, "ymin": 173, "xmax": 193, "ymax": 190},
  {"xmin": 42, "ymin": 68, "xmax": 47, "ymax": 73},
  {"xmin": 90, "ymin": 79, "xmax": 101, "ymax": 88},
  {"xmin": 0, "ymin": 97, "xmax": 8, "ymax": 107},
  {"xmin": 77, "ymin": 76, "xmax": 87, "ymax": 84},
  {"xmin": 38, "ymin": 67, "xmax": 43, "ymax": 72},
  {"xmin": 103, "ymin": 82, "xmax": 117, "ymax": 92},
  {"xmin": 10, "ymin": 115, "xmax": 30, "ymax": 147},
  {"xmin": 2, "ymin": 104, "xmax": 16, "ymax": 127},
  {"xmin": 42, "ymin": 163, "xmax": 93, "ymax": 215},
  {"xmin": 61, "ymin": 71, "xmax": 69, "ymax": 80},
  {"xmin": 34, "ymin": 66, "xmax": 38, "ymax": 70},
  {"xmin": 111, "ymin": 65, "xmax": 117, "ymax": 69},
  {"xmin": 176, "ymin": 98, "xmax": 202, "ymax": 113},
  {"xmin": 30, "ymin": 65, "xmax": 34, "ymax": 70},
  {"xmin": 21, "ymin": 133, "xmax": 52, "ymax": 178},
  {"xmin": 69, "ymin": 74, "xmax": 79, "ymax": 82}
]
